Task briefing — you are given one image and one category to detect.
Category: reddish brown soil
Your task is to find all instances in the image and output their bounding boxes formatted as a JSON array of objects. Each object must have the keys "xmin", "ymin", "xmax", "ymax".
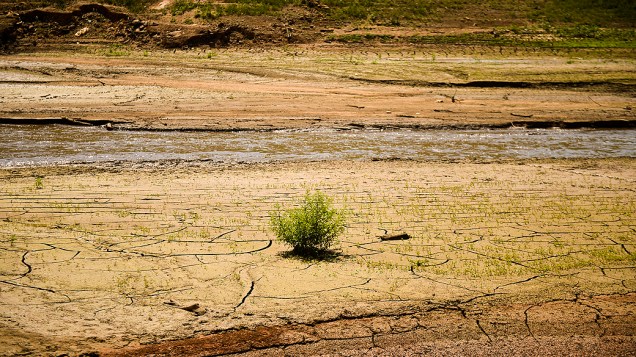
[{"xmin": 102, "ymin": 293, "xmax": 636, "ymax": 356}]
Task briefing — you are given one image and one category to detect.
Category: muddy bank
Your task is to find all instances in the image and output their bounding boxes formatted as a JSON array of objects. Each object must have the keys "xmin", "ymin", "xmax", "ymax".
[
  {"xmin": 1, "ymin": 51, "xmax": 634, "ymax": 132},
  {"xmin": 349, "ymin": 77, "xmax": 636, "ymax": 93},
  {"xmin": 1, "ymin": 117, "xmax": 635, "ymax": 130}
]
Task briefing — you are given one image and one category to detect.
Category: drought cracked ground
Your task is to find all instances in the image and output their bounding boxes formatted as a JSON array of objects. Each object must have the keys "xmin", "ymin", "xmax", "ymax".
[
  {"xmin": 1, "ymin": 3, "xmax": 635, "ymax": 354},
  {"xmin": 1, "ymin": 49, "xmax": 634, "ymax": 131},
  {"xmin": 0, "ymin": 159, "xmax": 635, "ymax": 355}
]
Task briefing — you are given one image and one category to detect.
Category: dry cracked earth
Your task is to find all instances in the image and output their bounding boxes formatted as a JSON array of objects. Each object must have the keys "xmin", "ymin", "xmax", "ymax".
[
  {"xmin": 0, "ymin": 26, "xmax": 635, "ymax": 355},
  {"xmin": 0, "ymin": 47, "xmax": 634, "ymax": 131},
  {"xmin": 1, "ymin": 159, "xmax": 635, "ymax": 356}
]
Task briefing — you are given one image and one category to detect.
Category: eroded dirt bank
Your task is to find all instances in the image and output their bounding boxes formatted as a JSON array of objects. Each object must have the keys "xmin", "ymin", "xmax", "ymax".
[
  {"xmin": 1, "ymin": 158, "xmax": 634, "ymax": 356},
  {"xmin": 1, "ymin": 48, "xmax": 634, "ymax": 132}
]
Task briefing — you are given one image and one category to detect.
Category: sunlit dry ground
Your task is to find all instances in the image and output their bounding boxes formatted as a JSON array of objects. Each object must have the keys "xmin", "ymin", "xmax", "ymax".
[
  {"xmin": 1, "ymin": 158, "xmax": 635, "ymax": 355},
  {"xmin": 1, "ymin": 47, "xmax": 634, "ymax": 131}
]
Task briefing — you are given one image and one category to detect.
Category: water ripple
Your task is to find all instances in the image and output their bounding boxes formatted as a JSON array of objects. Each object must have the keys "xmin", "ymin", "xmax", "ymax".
[{"xmin": 0, "ymin": 125, "xmax": 634, "ymax": 167}]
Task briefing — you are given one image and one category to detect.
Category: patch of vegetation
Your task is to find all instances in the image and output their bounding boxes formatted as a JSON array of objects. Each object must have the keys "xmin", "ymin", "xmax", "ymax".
[
  {"xmin": 170, "ymin": 0, "xmax": 199, "ymax": 16},
  {"xmin": 32, "ymin": 0, "xmax": 636, "ymax": 28},
  {"xmin": 322, "ymin": 0, "xmax": 436, "ymax": 25},
  {"xmin": 41, "ymin": 0, "xmax": 70, "ymax": 9},
  {"xmin": 104, "ymin": 43, "xmax": 130, "ymax": 56},
  {"xmin": 158, "ymin": 0, "xmax": 634, "ymax": 48},
  {"xmin": 532, "ymin": 0, "xmax": 636, "ymax": 27},
  {"xmin": 34, "ymin": 176, "xmax": 44, "ymax": 190},
  {"xmin": 321, "ymin": 0, "xmax": 635, "ymax": 27},
  {"xmin": 270, "ymin": 190, "xmax": 346, "ymax": 256},
  {"xmin": 328, "ymin": 26, "xmax": 635, "ymax": 48},
  {"xmin": 100, "ymin": 0, "xmax": 158, "ymax": 13},
  {"xmin": 170, "ymin": 0, "xmax": 302, "ymax": 20},
  {"xmin": 328, "ymin": 33, "xmax": 396, "ymax": 43}
]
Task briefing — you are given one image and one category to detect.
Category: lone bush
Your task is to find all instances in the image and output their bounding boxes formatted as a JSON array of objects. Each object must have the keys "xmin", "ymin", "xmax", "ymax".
[{"xmin": 270, "ymin": 190, "xmax": 346, "ymax": 255}]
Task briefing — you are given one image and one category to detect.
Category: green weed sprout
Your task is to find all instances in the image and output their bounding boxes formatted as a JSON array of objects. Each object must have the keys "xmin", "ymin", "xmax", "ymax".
[
  {"xmin": 271, "ymin": 190, "xmax": 346, "ymax": 255},
  {"xmin": 34, "ymin": 176, "xmax": 43, "ymax": 190}
]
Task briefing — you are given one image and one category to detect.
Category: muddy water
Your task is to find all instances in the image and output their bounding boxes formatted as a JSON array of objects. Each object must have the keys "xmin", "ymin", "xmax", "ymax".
[{"xmin": 0, "ymin": 125, "xmax": 634, "ymax": 166}]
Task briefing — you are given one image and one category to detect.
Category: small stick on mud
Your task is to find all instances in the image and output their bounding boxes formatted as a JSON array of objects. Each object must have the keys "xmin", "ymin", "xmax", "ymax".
[{"xmin": 380, "ymin": 233, "xmax": 410, "ymax": 241}]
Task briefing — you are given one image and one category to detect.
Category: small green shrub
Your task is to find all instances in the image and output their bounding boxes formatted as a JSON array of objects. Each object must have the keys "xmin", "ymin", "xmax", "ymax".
[
  {"xmin": 34, "ymin": 176, "xmax": 43, "ymax": 190},
  {"xmin": 270, "ymin": 190, "xmax": 346, "ymax": 255}
]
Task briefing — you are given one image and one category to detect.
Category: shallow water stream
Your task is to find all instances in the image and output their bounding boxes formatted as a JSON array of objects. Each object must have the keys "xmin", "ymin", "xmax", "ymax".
[{"xmin": 1, "ymin": 125, "xmax": 634, "ymax": 167}]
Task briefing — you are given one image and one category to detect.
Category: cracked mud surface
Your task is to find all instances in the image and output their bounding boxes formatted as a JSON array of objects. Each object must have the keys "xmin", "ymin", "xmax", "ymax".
[
  {"xmin": 0, "ymin": 48, "xmax": 634, "ymax": 131},
  {"xmin": 1, "ymin": 158, "xmax": 635, "ymax": 355}
]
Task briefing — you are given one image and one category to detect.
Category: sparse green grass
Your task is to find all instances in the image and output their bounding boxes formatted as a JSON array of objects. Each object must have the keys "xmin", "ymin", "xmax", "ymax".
[
  {"xmin": 170, "ymin": 0, "xmax": 302, "ymax": 20},
  {"xmin": 104, "ymin": 44, "xmax": 130, "ymax": 57},
  {"xmin": 25, "ymin": 1, "xmax": 636, "ymax": 50},
  {"xmin": 30, "ymin": 0, "xmax": 636, "ymax": 30},
  {"xmin": 160, "ymin": 0, "xmax": 634, "ymax": 29},
  {"xmin": 329, "ymin": 27, "xmax": 636, "ymax": 49},
  {"xmin": 2, "ymin": 161, "xmax": 634, "ymax": 312}
]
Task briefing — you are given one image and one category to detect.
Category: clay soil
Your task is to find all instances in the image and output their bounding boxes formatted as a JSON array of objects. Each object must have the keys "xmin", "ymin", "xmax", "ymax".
[
  {"xmin": 1, "ymin": 158, "xmax": 635, "ymax": 356},
  {"xmin": 1, "ymin": 3, "xmax": 636, "ymax": 356},
  {"xmin": 0, "ymin": 45, "xmax": 634, "ymax": 131}
]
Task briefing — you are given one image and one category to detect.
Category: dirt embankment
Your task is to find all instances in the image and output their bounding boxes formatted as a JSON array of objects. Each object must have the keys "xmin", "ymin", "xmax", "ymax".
[{"xmin": 0, "ymin": 2, "xmax": 322, "ymax": 52}]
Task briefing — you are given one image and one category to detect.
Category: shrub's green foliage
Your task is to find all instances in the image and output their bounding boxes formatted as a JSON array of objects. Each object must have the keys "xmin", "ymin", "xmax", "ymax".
[{"xmin": 270, "ymin": 190, "xmax": 346, "ymax": 255}]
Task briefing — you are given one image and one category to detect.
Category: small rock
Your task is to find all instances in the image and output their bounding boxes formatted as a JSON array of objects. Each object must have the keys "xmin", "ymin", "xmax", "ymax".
[
  {"xmin": 181, "ymin": 303, "xmax": 200, "ymax": 312},
  {"xmin": 75, "ymin": 27, "xmax": 90, "ymax": 37},
  {"xmin": 78, "ymin": 352, "xmax": 100, "ymax": 357}
]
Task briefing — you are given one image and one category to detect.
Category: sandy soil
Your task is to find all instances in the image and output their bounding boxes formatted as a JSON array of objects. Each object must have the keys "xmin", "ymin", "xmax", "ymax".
[
  {"xmin": 1, "ymin": 47, "xmax": 634, "ymax": 131},
  {"xmin": 1, "ymin": 158, "xmax": 635, "ymax": 356}
]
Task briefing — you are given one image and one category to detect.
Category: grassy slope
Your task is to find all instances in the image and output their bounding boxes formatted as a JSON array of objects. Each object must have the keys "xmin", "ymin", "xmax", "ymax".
[
  {"xmin": 34, "ymin": 0, "xmax": 636, "ymax": 27},
  {"xmin": 18, "ymin": 0, "xmax": 636, "ymax": 49}
]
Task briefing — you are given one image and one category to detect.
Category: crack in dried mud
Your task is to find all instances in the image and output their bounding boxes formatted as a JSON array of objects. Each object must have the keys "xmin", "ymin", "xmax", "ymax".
[
  {"xmin": 0, "ymin": 159, "xmax": 634, "ymax": 355},
  {"xmin": 98, "ymin": 292, "xmax": 636, "ymax": 356}
]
